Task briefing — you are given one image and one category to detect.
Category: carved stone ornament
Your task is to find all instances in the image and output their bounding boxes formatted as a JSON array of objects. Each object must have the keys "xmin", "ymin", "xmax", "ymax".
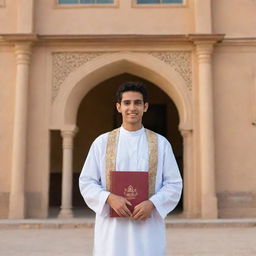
[
  {"xmin": 52, "ymin": 52, "xmax": 104, "ymax": 101},
  {"xmin": 148, "ymin": 51, "xmax": 192, "ymax": 91},
  {"xmin": 52, "ymin": 51, "xmax": 192, "ymax": 102}
]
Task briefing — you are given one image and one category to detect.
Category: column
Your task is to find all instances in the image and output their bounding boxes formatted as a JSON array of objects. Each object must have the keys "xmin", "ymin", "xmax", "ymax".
[
  {"xmin": 9, "ymin": 43, "xmax": 32, "ymax": 219},
  {"xmin": 58, "ymin": 129, "xmax": 77, "ymax": 218},
  {"xmin": 180, "ymin": 129, "xmax": 196, "ymax": 218},
  {"xmin": 196, "ymin": 41, "xmax": 218, "ymax": 218}
]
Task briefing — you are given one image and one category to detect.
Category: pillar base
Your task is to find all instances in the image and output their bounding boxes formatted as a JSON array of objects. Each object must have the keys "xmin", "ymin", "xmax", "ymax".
[
  {"xmin": 201, "ymin": 195, "xmax": 218, "ymax": 219},
  {"xmin": 182, "ymin": 210, "xmax": 200, "ymax": 219},
  {"xmin": 8, "ymin": 193, "xmax": 25, "ymax": 219},
  {"xmin": 58, "ymin": 208, "xmax": 74, "ymax": 219}
]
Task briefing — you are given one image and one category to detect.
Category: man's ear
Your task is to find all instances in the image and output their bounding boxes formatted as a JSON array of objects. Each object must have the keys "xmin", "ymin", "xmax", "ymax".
[
  {"xmin": 144, "ymin": 102, "xmax": 149, "ymax": 112},
  {"xmin": 116, "ymin": 102, "xmax": 121, "ymax": 113}
]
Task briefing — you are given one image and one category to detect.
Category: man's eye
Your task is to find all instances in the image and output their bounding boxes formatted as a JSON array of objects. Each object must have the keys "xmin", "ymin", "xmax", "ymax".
[
  {"xmin": 135, "ymin": 101, "xmax": 143, "ymax": 105},
  {"xmin": 123, "ymin": 101, "xmax": 130, "ymax": 105}
]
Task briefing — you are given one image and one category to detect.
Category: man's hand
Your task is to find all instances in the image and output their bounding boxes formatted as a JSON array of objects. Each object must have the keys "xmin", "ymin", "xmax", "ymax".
[
  {"xmin": 132, "ymin": 200, "xmax": 155, "ymax": 221},
  {"xmin": 107, "ymin": 193, "xmax": 132, "ymax": 217}
]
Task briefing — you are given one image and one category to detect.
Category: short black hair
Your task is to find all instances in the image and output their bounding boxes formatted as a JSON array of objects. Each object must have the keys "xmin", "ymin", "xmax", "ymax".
[{"xmin": 116, "ymin": 81, "xmax": 148, "ymax": 103}]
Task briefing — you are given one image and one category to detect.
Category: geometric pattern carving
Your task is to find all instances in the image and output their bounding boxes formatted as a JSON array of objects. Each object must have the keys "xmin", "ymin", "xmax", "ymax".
[
  {"xmin": 148, "ymin": 51, "xmax": 192, "ymax": 91},
  {"xmin": 52, "ymin": 51, "xmax": 192, "ymax": 102},
  {"xmin": 52, "ymin": 52, "xmax": 104, "ymax": 101}
]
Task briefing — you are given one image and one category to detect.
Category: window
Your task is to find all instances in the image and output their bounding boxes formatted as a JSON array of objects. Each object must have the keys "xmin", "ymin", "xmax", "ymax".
[
  {"xmin": 58, "ymin": 0, "xmax": 114, "ymax": 4},
  {"xmin": 137, "ymin": 0, "xmax": 183, "ymax": 4}
]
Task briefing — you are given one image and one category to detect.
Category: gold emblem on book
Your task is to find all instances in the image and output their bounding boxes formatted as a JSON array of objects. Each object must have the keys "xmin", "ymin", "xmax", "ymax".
[{"xmin": 124, "ymin": 185, "xmax": 138, "ymax": 200}]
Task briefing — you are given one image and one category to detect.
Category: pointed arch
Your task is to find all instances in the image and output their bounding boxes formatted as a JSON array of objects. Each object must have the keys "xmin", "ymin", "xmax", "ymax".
[{"xmin": 50, "ymin": 51, "xmax": 193, "ymax": 131}]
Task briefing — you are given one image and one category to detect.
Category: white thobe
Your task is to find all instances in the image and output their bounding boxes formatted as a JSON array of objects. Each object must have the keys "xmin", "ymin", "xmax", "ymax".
[{"xmin": 79, "ymin": 126, "xmax": 182, "ymax": 256}]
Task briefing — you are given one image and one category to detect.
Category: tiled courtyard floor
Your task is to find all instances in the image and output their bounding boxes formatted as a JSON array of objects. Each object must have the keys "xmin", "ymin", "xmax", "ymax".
[{"xmin": 0, "ymin": 226, "xmax": 256, "ymax": 256}]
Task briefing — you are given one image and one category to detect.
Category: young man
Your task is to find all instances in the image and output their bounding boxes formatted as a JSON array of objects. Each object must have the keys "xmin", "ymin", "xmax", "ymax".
[{"xmin": 79, "ymin": 82, "xmax": 182, "ymax": 256}]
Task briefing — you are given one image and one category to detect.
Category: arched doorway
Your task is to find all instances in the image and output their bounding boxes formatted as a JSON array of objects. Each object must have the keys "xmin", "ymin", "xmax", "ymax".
[
  {"xmin": 49, "ymin": 73, "xmax": 183, "ymax": 216},
  {"xmin": 49, "ymin": 52, "xmax": 194, "ymax": 218}
]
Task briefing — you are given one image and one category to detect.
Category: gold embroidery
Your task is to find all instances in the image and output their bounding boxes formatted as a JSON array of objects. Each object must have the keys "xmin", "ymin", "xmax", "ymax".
[
  {"xmin": 105, "ymin": 128, "xmax": 120, "ymax": 191},
  {"xmin": 146, "ymin": 129, "xmax": 158, "ymax": 197},
  {"xmin": 124, "ymin": 185, "xmax": 138, "ymax": 200},
  {"xmin": 105, "ymin": 128, "xmax": 158, "ymax": 197}
]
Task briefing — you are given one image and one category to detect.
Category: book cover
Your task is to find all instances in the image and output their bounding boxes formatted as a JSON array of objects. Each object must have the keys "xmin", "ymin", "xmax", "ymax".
[{"xmin": 109, "ymin": 171, "xmax": 148, "ymax": 217}]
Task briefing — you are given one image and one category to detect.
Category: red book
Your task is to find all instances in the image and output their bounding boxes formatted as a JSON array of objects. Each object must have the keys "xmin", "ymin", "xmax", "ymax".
[{"xmin": 109, "ymin": 171, "xmax": 148, "ymax": 217}]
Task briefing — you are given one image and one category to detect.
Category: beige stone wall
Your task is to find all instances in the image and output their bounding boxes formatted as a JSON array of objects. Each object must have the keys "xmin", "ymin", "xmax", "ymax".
[
  {"xmin": 213, "ymin": 44, "xmax": 256, "ymax": 217},
  {"xmin": 35, "ymin": 0, "xmax": 194, "ymax": 34},
  {"xmin": 212, "ymin": 0, "xmax": 256, "ymax": 37},
  {"xmin": 0, "ymin": 0, "xmax": 17, "ymax": 33},
  {"xmin": 1, "ymin": 0, "xmax": 256, "ymax": 36},
  {"xmin": 0, "ymin": 48, "xmax": 16, "ymax": 218}
]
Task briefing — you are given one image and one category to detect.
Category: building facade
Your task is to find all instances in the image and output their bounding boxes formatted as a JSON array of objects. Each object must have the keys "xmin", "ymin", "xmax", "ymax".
[{"xmin": 0, "ymin": 0, "xmax": 256, "ymax": 219}]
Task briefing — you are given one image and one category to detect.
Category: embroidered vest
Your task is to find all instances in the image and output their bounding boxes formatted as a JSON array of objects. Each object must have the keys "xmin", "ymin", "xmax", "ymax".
[{"xmin": 105, "ymin": 128, "xmax": 158, "ymax": 197}]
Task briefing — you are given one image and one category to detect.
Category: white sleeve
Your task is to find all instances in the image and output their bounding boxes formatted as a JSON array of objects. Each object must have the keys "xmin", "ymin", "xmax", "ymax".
[
  {"xmin": 149, "ymin": 139, "xmax": 183, "ymax": 219},
  {"xmin": 79, "ymin": 140, "xmax": 110, "ymax": 215}
]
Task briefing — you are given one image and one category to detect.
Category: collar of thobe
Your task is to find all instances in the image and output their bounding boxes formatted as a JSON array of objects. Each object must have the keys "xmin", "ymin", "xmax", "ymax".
[
  {"xmin": 105, "ymin": 127, "xmax": 158, "ymax": 197},
  {"xmin": 119, "ymin": 126, "xmax": 145, "ymax": 136}
]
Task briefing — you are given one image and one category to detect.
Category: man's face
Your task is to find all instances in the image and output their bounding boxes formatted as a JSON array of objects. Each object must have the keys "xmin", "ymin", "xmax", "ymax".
[{"xmin": 116, "ymin": 91, "xmax": 148, "ymax": 129}]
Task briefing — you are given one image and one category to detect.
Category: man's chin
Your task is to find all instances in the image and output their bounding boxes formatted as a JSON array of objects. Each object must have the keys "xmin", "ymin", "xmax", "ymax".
[{"xmin": 124, "ymin": 118, "xmax": 137, "ymax": 123}]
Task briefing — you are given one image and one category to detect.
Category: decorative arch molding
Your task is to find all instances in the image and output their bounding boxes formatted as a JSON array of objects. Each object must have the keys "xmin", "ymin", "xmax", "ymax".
[
  {"xmin": 50, "ymin": 51, "xmax": 193, "ymax": 131},
  {"xmin": 51, "ymin": 51, "xmax": 192, "ymax": 102}
]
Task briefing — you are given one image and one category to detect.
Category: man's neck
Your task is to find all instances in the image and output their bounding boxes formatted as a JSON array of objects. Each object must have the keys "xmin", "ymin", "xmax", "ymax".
[{"xmin": 121, "ymin": 123, "xmax": 143, "ymax": 131}]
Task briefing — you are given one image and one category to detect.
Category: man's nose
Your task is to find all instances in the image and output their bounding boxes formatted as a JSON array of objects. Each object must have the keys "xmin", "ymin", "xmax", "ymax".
[{"xmin": 129, "ymin": 102, "xmax": 136, "ymax": 110}]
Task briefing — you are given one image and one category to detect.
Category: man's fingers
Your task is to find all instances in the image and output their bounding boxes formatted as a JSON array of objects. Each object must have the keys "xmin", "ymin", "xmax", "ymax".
[
  {"xmin": 132, "ymin": 207, "xmax": 141, "ymax": 217},
  {"xmin": 115, "ymin": 210, "xmax": 123, "ymax": 217},
  {"xmin": 134, "ymin": 212, "xmax": 147, "ymax": 221},
  {"xmin": 119, "ymin": 210, "xmax": 129, "ymax": 217},
  {"xmin": 132, "ymin": 210, "xmax": 144, "ymax": 219},
  {"xmin": 134, "ymin": 203, "xmax": 142, "ymax": 209},
  {"xmin": 125, "ymin": 199, "xmax": 132, "ymax": 206},
  {"xmin": 115, "ymin": 204, "xmax": 131, "ymax": 217},
  {"xmin": 116, "ymin": 208, "xmax": 126, "ymax": 217},
  {"xmin": 119, "ymin": 210, "xmax": 128, "ymax": 217},
  {"xmin": 123, "ymin": 205, "xmax": 132, "ymax": 217},
  {"xmin": 132, "ymin": 205, "xmax": 149, "ymax": 220},
  {"xmin": 139, "ymin": 216, "xmax": 147, "ymax": 221}
]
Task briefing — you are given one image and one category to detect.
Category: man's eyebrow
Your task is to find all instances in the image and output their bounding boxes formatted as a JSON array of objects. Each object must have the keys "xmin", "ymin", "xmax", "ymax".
[{"xmin": 122, "ymin": 99, "xmax": 143, "ymax": 102}]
